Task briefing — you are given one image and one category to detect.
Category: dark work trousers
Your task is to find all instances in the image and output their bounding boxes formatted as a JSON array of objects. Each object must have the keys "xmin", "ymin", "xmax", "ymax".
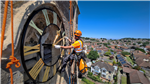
[{"xmin": 61, "ymin": 51, "xmax": 87, "ymax": 72}]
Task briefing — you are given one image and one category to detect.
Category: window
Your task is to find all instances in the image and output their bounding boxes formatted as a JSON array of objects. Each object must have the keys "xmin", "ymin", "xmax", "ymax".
[
  {"xmin": 103, "ymin": 70, "xmax": 106, "ymax": 73},
  {"xmin": 95, "ymin": 66, "xmax": 99, "ymax": 71},
  {"xmin": 102, "ymin": 75, "xmax": 106, "ymax": 78},
  {"xmin": 109, "ymin": 76, "xmax": 111, "ymax": 79},
  {"xmin": 124, "ymin": 65, "xmax": 129, "ymax": 68},
  {"xmin": 109, "ymin": 71, "xmax": 111, "ymax": 74}
]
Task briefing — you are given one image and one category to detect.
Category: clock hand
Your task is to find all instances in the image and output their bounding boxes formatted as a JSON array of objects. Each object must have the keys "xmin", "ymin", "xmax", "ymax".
[{"xmin": 41, "ymin": 32, "xmax": 49, "ymax": 44}]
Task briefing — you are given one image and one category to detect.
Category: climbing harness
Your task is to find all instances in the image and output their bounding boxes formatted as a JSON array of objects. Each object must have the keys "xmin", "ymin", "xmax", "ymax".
[{"xmin": 1, "ymin": 1, "xmax": 21, "ymax": 84}]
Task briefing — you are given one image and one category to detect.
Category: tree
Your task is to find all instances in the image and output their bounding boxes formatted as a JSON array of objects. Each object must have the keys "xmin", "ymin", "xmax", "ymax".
[
  {"xmin": 135, "ymin": 48, "xmax": 146, "ymax": 53},
  {"xmin": 88, "ymin": 72, "xmax": 93, "ymax": 76},
  {"xmin": 133, "ymin": 66, "xmax": 141, "ymax": 70},
  {"xmin": 87, "ymin": 50, "xmax": 99, "ymax": 60},
  {"xmin": 142, "ymin": 42, "xmax": 149, "ymax": 47},
  {"xmin": 104, "ymin": 51, "xmax": 111, "ymax": 56},
  {"xmin": 113, "ymin": 60, "xmax": 117, "ymax": 65},
  {"xmin": 133, "ymin": 43, "xmax": 136, "ymax": 45},
  {"xmin": 131, "ymin": 46, "xmax": 136, "ymax": 49},
  {"xmin": 121, "ymin": 51, "xmax": 130, "ymax": 56},
  {"xmin": 103, "ymin": 43, "xmax": 108, "ymax": 47},
  {"xmin": 108, "ymin": 42, "xmax": 110, "ymax": 45},
  {"xmin": 117, "ymin": 62, "xmax": 121, "ymax": 66},
  {"xmin": 110, "ymin": 50, "xmax": 114, "ymax": 52},
  {"xmin": 97, "ymin": 43, "xmax": 100, "ymax": 45},
  {"xmin": 85, "ymin": 37, "xmax": 90, "ymax": 40},
  {"xmin": 137, "ymin": 41, "xmax": 141, "ymax": 44}
]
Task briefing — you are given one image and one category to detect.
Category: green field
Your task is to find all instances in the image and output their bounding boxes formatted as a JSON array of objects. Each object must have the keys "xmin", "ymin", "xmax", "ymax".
[
  {"xmin": 82, "ymin": 77, "xmax": 95, "ymax": 84},
  {"xmin": 126, "ymin": 56, "xmax": 134, "ymax": 65},
  {"xmin": 121, "ymin": 76, "xmax": 127, "ymax": 84}
]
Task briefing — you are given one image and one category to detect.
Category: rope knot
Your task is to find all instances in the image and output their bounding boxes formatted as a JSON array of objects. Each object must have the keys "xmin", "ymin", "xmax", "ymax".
[{"xmin": 6, "ymin": 56, "xmax": 21, "ymax": 69}]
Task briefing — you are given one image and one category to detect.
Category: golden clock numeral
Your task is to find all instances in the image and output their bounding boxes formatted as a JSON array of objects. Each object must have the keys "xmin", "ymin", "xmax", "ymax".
[
  {"xmin": 29, "ymin": 20, "xmax": 43, "ymax": 35},
  {"xmin": 53, "ymin": 64, "xmax": 56, "ymax": 76},
  {"xmin": 42, "ymin": 9, "xmax": 50, "ymax": 26},
  {"xmin": 24, "ymin": 44, "xmax": 40, "ymax": 56},
  {"xmin": 29, "ymin": 58, "xmax": 44, "ymax": 80},
  {"xmin": 53, "ymin": 12, "xmax": 57, "ymax": 25},
  {"xmin": 42, "ymin": 66, "xmax": 50, "ymax": 82}
]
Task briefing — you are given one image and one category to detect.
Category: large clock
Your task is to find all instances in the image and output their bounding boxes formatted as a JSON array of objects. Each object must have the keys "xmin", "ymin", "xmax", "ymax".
[{"xmin": 21, "ymin": 7, "xmax": 64, "ymax": 83}]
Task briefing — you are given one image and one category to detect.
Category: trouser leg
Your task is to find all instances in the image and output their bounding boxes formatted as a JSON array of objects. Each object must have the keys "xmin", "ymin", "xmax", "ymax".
[{"xmin": 61, "ymin": 54, "xmax": 74, "ymax": 72}]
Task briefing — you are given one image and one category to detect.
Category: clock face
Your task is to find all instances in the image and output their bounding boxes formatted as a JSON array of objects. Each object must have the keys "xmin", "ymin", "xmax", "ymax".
[{"xmin": 21, "ymin": 7, "xmax": 64, "ymax": 83}]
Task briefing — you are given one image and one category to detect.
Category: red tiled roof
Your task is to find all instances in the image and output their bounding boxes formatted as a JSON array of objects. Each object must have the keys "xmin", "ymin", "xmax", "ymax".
[
  {"xmin": 129, "ymin": 70, "xmax": 150, "ymax": 84},
  {"xmin": 146, "ymin": 54, "xmax": 150, "ymax": 57},
  {"xmin": 123, "ymin": 67, "xmax": 137, "ymax": 73},
  {"xmin": 120, "ymin": 46, "xmax": 128, "ymax": 49},
  {"xmin": 133, "ymin": 53, "xmax": 150, "ymax": 67},
  {"xmin": 133, "ymin": 50, "xmax": 144, "ymax": 54},
  {"xmin": 135, "ymin": 57, "xmax": 150, "ymax": 67},
  {"xmin": 123, "ymin": 67, "xmax": 150, "ymax": 84},
  {"xmin": 133, "ymin": 53, "xmax": 149, "ymax": 59},
  {"xmin": 91, "ymin": 45, "xmax": 94, "ymax": 48},
  {"xmin": 146, "ymin": 45, "xmax": 150, "ymax": 48}
]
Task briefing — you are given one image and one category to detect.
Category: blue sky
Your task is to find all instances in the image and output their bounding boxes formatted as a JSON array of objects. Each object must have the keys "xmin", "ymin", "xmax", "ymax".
[{"xmin": 78, "ymin": 1, "xmax": 150, "ymax": 39}]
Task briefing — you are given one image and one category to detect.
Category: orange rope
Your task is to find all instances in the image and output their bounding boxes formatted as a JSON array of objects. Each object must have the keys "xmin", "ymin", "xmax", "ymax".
[
  {"xmin": 10, "ymin": 0, "xmax": 14, "ymax": 57},
  {"xmin": 6, "ymin": 56, "xmax": 21, "ymax": 84},
  {"xmin": 0, "ymin": 1, "xmax": 21, "ymax": 84},
  {"xmin": 0, "ymin": 1, "xmax": 9, "ymax": 58}
]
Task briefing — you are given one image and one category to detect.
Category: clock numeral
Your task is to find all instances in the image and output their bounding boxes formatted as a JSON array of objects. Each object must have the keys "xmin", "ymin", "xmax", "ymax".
[
  {"xmin": 24, "ymin": 44, "xmax": 40, "ymax": 56},
  {"xmin": 29, "ymin": 20, "xmax": 43, "ymax": 35},
  {"xmin": 42, "ymin": 9, "xmax": 50, "ymax": 26},
  {"xmin": 42, "ymin": 66, "xmax": 50, "ymax": 82},
  {"xmin": 53, "ymin": 12, "xmax": 57, "ymax": 25},
  {"xmin": 53, "ymin": 64, "xmax": 56, "ymax": 76},
  {"xmin": 29, "ymin": 58, "xmax": 44, "ymax": 80}
]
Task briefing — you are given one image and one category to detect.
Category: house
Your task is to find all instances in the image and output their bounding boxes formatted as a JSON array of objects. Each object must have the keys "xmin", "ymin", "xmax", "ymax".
[
  {"xmin": 123, "ymin": 67, "xmax": 150, "ymax": 84},
  {"xmin": 109, "ymin": 45, "xmax": 115, "ymax": 49},
  {"xmin": 86, "ymin": 50, "xmax": 91, "ymax": 54},
  {"xmin": 113, "ymin": 64, "xmax": 118, "ymax": 73},
  {"xmin": 116, "ymin": 54, "xmax": 132, "ymax": 68},
  {"xmin": 85, "ymin": 58, "xmax": 92, "ymax": 67},
  {"xmin": 97, "ymin": 50, "xmax": 102, "ymax": 54},
  {"xmin": 120, "ymin": 46, "xmax": 128, "ymax": 50},
  {"xmin": 132, "ymin": 50, "xmax": 144, "ymax": 54},
  {"xmin": 91, "ymin": 61, "xmax": 115, "ymax": 82},
  {"xmin": 132, "ymin": 53, "xmax": 150, "ymax": 68},
  {"xmin": 123, "ymin": 49, "xmax": 131, "ymax": 53},
  {"xmin": 114, "ymin": 49, "xmax": 122, "ymax": 54}
]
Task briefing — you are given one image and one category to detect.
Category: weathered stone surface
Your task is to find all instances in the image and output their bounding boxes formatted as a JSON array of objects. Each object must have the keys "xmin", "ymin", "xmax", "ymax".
[
  {"xmin": 11, "ymin": 71, "xmax": 23, "ymax": 84},
  {"xmin": 1, "ymin": 69, "xmax": 9, "ymax": 84}
]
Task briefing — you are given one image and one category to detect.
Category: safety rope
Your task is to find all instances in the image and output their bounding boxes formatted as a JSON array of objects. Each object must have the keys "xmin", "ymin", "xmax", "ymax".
[
  {"xmin": 0, "ymin": 1, "xmax": 8, "ymax": 57},
  {"xmin": 0, "ymin": 1, "xmax": 21, "ymax": 84}
]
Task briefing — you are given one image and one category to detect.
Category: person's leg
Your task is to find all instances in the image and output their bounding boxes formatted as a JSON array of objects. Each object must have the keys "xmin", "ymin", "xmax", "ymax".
[
  {"xmin": 61, "ymin": 54, "xmax": 71, "ymax": 72},
  {"xmin": 69, "ymin": 54, "xmax": 75, "ymax": 66}
]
